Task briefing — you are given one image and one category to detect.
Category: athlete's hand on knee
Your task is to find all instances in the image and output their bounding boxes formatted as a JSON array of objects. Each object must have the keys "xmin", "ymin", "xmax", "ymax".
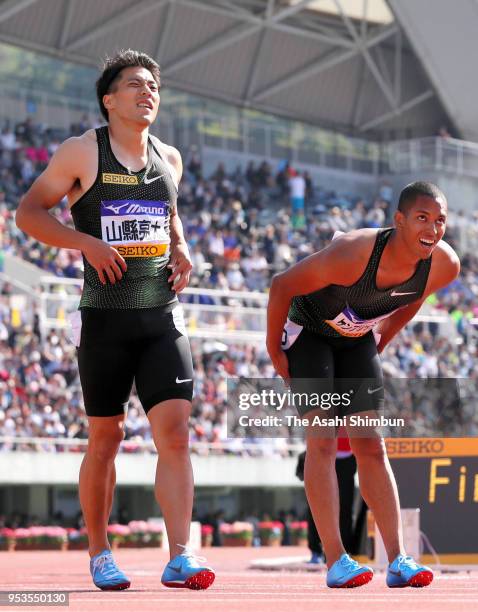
[
  {"xmin": 168, "ymin": 243, "xmax": 192, "ymax": 293},
  {"xmin": 81, "ymin": 236, "xmax": 127, "ymax": 285}
]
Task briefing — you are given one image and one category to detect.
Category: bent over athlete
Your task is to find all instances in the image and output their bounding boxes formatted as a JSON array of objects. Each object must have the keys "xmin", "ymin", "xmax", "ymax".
[
  {"xmin": 267, "ymin": 182, "xmax": 459, "ymax": 588},
  {"xmin": 16, "ymin": 50, "xmax": 214, "ymax": 591}
]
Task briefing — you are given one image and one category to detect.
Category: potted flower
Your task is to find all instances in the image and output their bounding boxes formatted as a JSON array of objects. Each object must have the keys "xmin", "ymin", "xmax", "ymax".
[
  {"xmin": 289, "ymin": 521, "xmax": 308, "ymax": 546},
  {"xmin": 121, "ymin": 521, "xmax": 144, "ymax": 548},
  {"xmin": 144, "ymin": 522, "xmax": 163, "ymax": 548},
  {"xmin": 122, "ymin": 521, "xmax": 162, "ymax": 548},
  {"xmin": 107, "ymin": 523, "xmax": 130, "ymax": 549},
  {"xmin": 201, "ymin": 524, "xmax": 213, "ymax": 547},
  {"xmin": 67, "ymin": 527, "xmax": 89, "ymax": 550},
  {"xmin": 220, "ymin": 522, "xmax": 253, "ymax": 547},
  {"xmin": 14, "ymin": 527, "xmax": 34, "ymax": 551},
  {"xmin": 14, "ymin": 526, "xmax": 67, "ymax": 551},
  {"xmin": 40, "ymin": 526, "xmax": 68, "ymax": 550},
  {"xmin": 258, "ymin": 521, "xmax": 283, "ymax": 546},
  {"xmin": 0, "ymin": 528, "xmax": 15, "ymax": 551}
]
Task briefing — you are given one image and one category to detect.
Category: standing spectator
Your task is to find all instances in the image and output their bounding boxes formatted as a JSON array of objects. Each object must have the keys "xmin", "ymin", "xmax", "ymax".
[
  {"xmin": 246, "ymin": 161, "xmax": 258, "ymax": 187},
  {"xmin": 262, "ymin": 225, "xmax": 277, "ymax": 265},
  {"xmin": 379, "ymin": 181, "xmax": 393, "ymax": 206},
  {"xmin": 186, "ymin": 145, "xmax": 202, "ymax": 181},
  {"xmin": 365, "ymin": 199, "xmax": 385, "ymax": 228},
  {"xmin": 304, "ymin": 171, "xmax": 314, "ymax": 203},
  {"xmin": 289, "ymin": 170, "xmax": 306, "ymax": 230},
  {"xmin": 350, "ymin": 200, "xmax": 366, "ymax": 229},
  {"xmin": 276, "ymin": 161, "xmax": 290, "ymax": 198},
  {"xmin": 0, "ymin": 125, "xmax": 17, "ymax": 151}
]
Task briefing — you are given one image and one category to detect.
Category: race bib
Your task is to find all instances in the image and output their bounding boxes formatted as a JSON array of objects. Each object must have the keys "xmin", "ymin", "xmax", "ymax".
[
  {"xmin": 100, "ymin": 199, "xmax": 170, "ymax": 257},
  {"xmin": 325, "ymin": 305, "xmax": 396, "ymax": 338},
  {"xmin": 281, "ymin": 318, "xmax": 303, "ymax": 350}
]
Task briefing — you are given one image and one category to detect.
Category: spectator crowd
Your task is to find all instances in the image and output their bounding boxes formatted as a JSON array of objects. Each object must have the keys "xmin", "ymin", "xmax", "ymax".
[{"xmin": 1, "ymin": 117, "xmax": 478, "ymax": 449}]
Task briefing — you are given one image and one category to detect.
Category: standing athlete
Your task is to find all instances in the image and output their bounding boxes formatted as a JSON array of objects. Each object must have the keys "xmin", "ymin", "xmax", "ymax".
[
  {"xmin": 16, "ymin": 50, "xmax": 215, "ymax": 591},
  {"xmin": 267, "ymin": 182, "xmax": 460, "ymax": 588}
]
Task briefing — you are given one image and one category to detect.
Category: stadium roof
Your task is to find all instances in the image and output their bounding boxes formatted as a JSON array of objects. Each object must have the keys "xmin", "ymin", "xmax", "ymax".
[{"xmin": 0, "ymin": 0, "xmax": 452, "ymax": 138}]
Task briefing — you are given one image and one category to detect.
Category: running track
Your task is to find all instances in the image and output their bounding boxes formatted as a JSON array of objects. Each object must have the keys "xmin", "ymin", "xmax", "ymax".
[{"xmin": 1, "ymin": 547, "xmax": 476, "ymax": 611}]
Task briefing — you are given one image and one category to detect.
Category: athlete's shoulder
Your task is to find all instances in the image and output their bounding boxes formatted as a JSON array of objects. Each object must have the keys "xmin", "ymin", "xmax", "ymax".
[
  {"xmin": 434, "ymin": 238, "xmax": 459, "ymax": 262},
  {"xmin": 327, "ymin": 227, "xmax": 381, "ymax": 257},
  {"xmin": 150, "ymin": 134, "xmax": 182, "ymax": 182},
  {"xmin": 54, "ymin": 129, "xmax": 97, "ymax": 158},
  {"xmin": 40, "ymin": 131, "xmax": 96, "ymax": 184},
  {"xmin": 432, "ymin": 239, "xmax": 460, "ymax": 280},
  {"xmin": 149, "ymin": 134, "xmax": 181, "ymax": 163},
  {"xmin": 81, "ymin": 128, "xmax": 98, "ymax": 145},
  {"xmin": 332, "ymin": 227, "xmax": 380, "ymax": 242},
  {"xmin": 305, "ymin": 228, "xmax": 381, "ymax": 287}
]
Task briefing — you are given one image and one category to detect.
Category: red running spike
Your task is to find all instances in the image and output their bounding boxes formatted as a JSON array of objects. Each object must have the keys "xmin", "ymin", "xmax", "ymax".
[
  {"xmin": 329, "ymin": 570, "xmax": 373, "ymax": 589},
  {"xmin": 163, "ymin": 570, "xmax": 215, "ymax": 591}
]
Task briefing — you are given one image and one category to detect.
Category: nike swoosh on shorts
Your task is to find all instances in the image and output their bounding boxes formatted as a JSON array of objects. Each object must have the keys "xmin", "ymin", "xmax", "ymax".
[{"xmin": 176, "ymin": 377, "xmax": 192, "ymax": 384}]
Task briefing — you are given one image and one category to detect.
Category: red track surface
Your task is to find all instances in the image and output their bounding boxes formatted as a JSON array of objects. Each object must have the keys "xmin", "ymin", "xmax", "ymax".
[{"xmin": 1, "ymin": 547, "xmax": 477, "ymax": 611}]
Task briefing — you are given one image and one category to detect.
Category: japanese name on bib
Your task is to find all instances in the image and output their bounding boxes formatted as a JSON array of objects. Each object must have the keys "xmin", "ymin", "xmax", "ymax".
[
  {"xmin": 325, "ymin": 305, "xmax": 398, "ymax": 338},
  {"xmin": 100, "ymin": 199, "xmax": 169, "ymax": 257}
]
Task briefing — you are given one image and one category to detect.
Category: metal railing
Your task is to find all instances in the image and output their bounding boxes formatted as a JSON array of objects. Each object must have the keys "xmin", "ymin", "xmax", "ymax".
[
  {"xmin": 0, "ymin": 80, "xmax": 97, "ymax": 129},
  {"xmin": 383, "ymin": 136, "xmax": 478, "ymax": 177},
  {"xmin": 35, "ymin": 276, "xmax": 269, "ymax": 341},
  {"xmin": 172, "ymin": 115, "xmax": 382, "ymax": 175},
  {"xmin": 0, "ymin": 436, "xmax": 304, "ymax": 456},
  {"xmin": 170, "ymin": 118, "xmax": 478, "ymax": 179},
  {"xmin": 3, "ymin": 79, "xmax": 478, "ymax": 179},
  {"xmin": 0, "ymin": 274, "xmax": 453, "ymax": 342}
]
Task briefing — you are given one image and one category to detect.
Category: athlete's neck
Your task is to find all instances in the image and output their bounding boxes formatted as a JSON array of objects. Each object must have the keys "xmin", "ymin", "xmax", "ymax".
[
  {"xmin": 385, "ymin": 228, "xmax": 422, "ymax": 268},
  {"xmin": 107, "ymin": 121, "xmax": 149, "ymax": 169}
]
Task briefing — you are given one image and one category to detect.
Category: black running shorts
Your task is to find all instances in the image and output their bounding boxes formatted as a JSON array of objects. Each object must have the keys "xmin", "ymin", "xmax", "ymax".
[
  {"xmin": 77, "ymin": 302, "xmax": 193, "ymax": 417},
  {"xmin": 283, "ymin": 320, "xmax": 384, "ymax": 418}
]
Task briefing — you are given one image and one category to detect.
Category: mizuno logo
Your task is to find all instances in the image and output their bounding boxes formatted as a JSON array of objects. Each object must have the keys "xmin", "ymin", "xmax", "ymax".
[
  {"xmin": 103, "ymin": 202, "xmax": 132, "ymax": 214},
  {"xmin": 176, "ymin": 377, "xmax": 192, "ymax": 384},
  {"xmin": 126, "ymin": 203, "xmax": 165, "ymax": 214},
  {"xmin": 367, "ymin": 387, "xmax": 383, "ymax": 395},
  {"xmin": 103, "ymin": 202, "xmax": 166, "ymax": 215},
  {"xmin": 390, "ymin": 290, "xmax": 416, "ymax": 297},
  {"xmin": 144, "ymin": 172, "xmax": 165, "ymax": 184}
]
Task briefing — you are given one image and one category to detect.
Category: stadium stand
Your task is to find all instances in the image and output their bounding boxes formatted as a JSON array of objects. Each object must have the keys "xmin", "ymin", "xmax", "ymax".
[{"xmin": 1, "ymin": 119, "xmax": 478, "ymax": 451}]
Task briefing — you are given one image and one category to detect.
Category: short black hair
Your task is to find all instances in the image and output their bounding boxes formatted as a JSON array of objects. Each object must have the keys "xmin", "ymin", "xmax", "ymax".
[
  {"xmin": 96, "ymin": 49, "xmax": 161, "ymax": 121},
  {"xmin": 398, "ymin": 181, "xmax": 447, "ymax": 214}
]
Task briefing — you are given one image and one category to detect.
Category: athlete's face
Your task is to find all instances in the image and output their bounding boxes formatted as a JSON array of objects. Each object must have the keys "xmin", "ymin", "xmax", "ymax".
[
  {"xmin": 395, "ymin": 195, "xmax": 447, "ymax": 259},
  {"xmin": 104, "ymin": 66, "xmax": 160, "ymax": 125}
]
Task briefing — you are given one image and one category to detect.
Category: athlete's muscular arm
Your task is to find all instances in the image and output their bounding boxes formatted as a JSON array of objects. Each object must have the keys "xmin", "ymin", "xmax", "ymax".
[
  {"xmin": 267, "ymin": 231, "xmax": 373, "ymax": 378},
  {"xmin": 375, "ymin": 300, "xmax": 425, "ymax": 353},
  {"xmin": 16, "ymin": 138, "xmax": 91, "ymax": 249},
  {"xmin": 16, "ymin": 135, "xmax": 127, "ymax": 285},
  {"xmin": 164, "ymin": 144, "xmax": 193, "ymax": 293},
  {"xmin": 376, "ymin": 241, "xmax": 460, "ymax": 353}
]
